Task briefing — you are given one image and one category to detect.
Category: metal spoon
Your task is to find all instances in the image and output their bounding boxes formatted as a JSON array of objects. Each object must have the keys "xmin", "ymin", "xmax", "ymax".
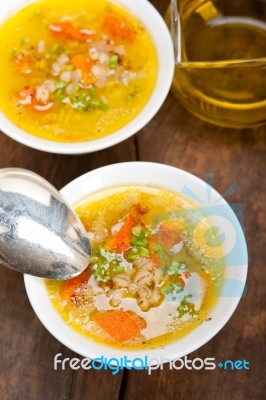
[{"xmin": 0, "ymin": 168, "xmax": 91, "ymax": 279}]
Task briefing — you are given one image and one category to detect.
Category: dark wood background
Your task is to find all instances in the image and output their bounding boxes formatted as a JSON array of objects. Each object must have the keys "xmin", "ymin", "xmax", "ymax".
[{"xmin": 0, "ymin": 1, "xmax": 265, "ymax": 399}]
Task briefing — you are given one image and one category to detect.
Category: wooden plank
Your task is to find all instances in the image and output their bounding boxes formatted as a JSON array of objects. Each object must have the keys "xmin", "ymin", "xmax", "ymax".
[
  {"xmin": 0, "ymin": 134, "xmax": 137, "ymax": 190},
  {"xmin": 0, "ymin": 268, "xmax": 74, "ymax": 400},
  {"xmin": 69, "ymin": 368, "xmax": 124, "ymax": 400}
]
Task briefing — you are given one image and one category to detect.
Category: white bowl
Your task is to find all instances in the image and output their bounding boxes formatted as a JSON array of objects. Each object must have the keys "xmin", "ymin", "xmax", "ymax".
[
  {"xmin": 0, "ymin": 0, "xmax": 174, "ymax": 154},
  {"xmin": 24, "ymin": 162, "xmax": 248, "ymax": 363}
]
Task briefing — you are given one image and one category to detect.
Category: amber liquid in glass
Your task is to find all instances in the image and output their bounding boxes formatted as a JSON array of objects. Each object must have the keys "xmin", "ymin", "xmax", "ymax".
[{"xmin": 168, "ymin": 0, "xmax": 266, "ymax": 127}]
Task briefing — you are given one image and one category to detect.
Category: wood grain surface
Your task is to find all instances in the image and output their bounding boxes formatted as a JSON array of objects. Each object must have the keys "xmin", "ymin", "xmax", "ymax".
[{"xmin": 0, "ymin": 1, "xmax": 265, "ymax": 399}]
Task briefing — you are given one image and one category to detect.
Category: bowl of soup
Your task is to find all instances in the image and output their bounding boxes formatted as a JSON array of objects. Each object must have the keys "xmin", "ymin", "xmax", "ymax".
[
  {"xmin": 24, "ymin": 162, "xmax": 248, "ymax": 363},
  {"xmin": 0, "ymin": 0, "xmax": 174, "ymax": 154}
]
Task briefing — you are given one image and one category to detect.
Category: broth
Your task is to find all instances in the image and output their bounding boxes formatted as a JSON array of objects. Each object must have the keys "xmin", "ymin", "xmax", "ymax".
[
  {"xmin": 0, "ymin": 0, "xmax": 157, "ymax": 141},
  {"xmin": 46, "ymin": 186, "xmax": 225, "ymax": 350}
]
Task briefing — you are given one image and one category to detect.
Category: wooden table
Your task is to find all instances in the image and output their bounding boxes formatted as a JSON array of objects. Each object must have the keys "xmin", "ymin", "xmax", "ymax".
[{"xmin": 0, "ymin": 1, "xmax": 265, "ymax": 398}]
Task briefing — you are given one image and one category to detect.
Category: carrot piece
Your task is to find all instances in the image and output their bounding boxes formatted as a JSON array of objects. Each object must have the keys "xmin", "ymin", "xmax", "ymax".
[
  {"xmin": 17, "ymin": 85, "xmax": 36, "ymax": 100},
  {"xmin": 103, "ymin": 13, "xmax": 135, "ymax": 42},
  {"xmin": 14, "ymin": 55, "xmax": 32, "ymax": 74},
  {"xmin": 72, "ymin": 54, "xmax": 95, "ymax": 86},
  {"xmin": 49, "ymin": 21, "xmax": 95, "ymax": 42},
  {"xmin": 60, "ymin": 270, "xmax": 90, "ymax": 301},
  {"xmin": 92, "ymin": 310, "xmax": 145, "ymax": 343},
  {"xmin": 156, "ymin": 223, "xmax": 182, "ymax": 251},
  {"xmin": 125, "ymin": 310, "xmax": 147, "ymax": 330},
  {"xmin": 107, "ymin": 206, "xmax": 139, "ymax": 253}
]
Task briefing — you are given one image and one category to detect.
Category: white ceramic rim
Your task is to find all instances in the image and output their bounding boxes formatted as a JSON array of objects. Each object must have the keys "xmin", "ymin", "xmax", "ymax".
[
  {"xmin": 24, "ymin": 162, "xmax": 248, "ymax": 363},
  {"xmin": 0, "ymin": 0, "xmax": 174, "ymax": 154}
]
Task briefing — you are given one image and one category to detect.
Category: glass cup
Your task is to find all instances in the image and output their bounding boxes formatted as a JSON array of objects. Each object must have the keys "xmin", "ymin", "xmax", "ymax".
[{"xmin": 167, "ymin": 0, "xmax": 266, "ymax": 128}]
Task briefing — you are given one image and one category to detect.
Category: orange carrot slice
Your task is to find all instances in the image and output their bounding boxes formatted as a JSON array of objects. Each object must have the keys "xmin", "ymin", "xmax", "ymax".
[
  {"xmin": 156, "ymin": 223, "xmax": 182, "ymax": 251},
  {"xmin": 103, "ymin": 13, "xmax": 135, "ymax": 42},
  {"xmin": 60, "ymin": 270, "xmax": 90, "ymax": 301},
  {"xmin": 125, "ymin": 310, "xmax": 146, "ymax": 330},
  {"xmin": 14, "ymin": 55, "xmax": 32, "ymax": 74},
  {"xmin": 107, "ymin": 206, "xmax": 139, "ymax": 253},
  {"xmin": 92, "ymin": 310, "xmax": 145, "ymax": 343},
  {"xmin": 49, "ymin": 22, "xmax": 95, "ymax": 42},
  {"xmin": 72, "ymin": 54, "xmax": 95, "ymax": 85}
]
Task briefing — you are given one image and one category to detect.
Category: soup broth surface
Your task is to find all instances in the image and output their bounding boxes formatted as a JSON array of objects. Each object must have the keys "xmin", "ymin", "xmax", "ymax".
[
  {"xmin": 46, "ymin": 186, "xmax": 224, "ymax": 350},
  {"xmin": 0, "ymin": 0, "xmax": 157, "ymax": 142}
]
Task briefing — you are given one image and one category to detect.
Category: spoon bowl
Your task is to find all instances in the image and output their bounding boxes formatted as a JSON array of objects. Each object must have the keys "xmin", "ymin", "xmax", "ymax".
[{"xmin": 0, "ymin": 168, "xmax": 91, "ymax": 279}]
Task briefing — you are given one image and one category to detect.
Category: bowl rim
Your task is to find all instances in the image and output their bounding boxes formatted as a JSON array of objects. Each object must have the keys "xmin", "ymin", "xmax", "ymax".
[
  {"xmin": 0, "ymin": 0, "xmax": 174, "ymax": 154},
  {"xmin": 24, "ymin": 162, "xmax": 248, "ymax": 364}
]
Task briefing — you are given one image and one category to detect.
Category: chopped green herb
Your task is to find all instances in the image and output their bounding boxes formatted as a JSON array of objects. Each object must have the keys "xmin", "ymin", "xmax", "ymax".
[
  {"xmin": 70, "ymin": 90, "xmax": 89, "ymax": 109},
  {"xmin": 63, "ymin": 64, "xmax": 74, "ymax": 71},
  {"xmin": 90, "ymin": 246, "xmax": 128, "ymax": 280},
  {"xmin": 177, "ymin": 295, "xmax": 196, "ymax": 317},
  {"xmin": 51, "ymin": 43, "xmax": 63, "ymax": 53},
  {"xmin": 161, "ymin": 285, "xmax": 174, "ymax": 295},
  {"xmin": 167, "ymin": 261, "xmax": 187, "ymax": 275},
  {"xmin": 72, "ymin": 84, "xmax": 80, "ymax": 93},
  {"xmin": 131, "ymin": 236, "xmax": 139, "ymax": 246},
  {"xmin": 131, "ymin": 236, "xmax": 148, "ymax": 248},
  {"xmin": 71, "ymin": 87, "xmax": 108, "ymax": 111},
  {"xmin": 153, "ymin": 243, "xmax": 171, "ymax": 269},
  {"xmin": 90, "ymin": 98, "xmax": 101, "ymax": 108},
  {"xmin": 56, "ymin": 81, "xmax": 66, "ymax": 90},
  {"xmin": 89, "ymin": 87, "xmax": 96, "ymax": 97},
  {"xmin": 112, "ymin": 264, "xmax": 125, "ymax": 275},
  {"xmin": 90, "ymin": 255, "xmax": 99, "ymax": 264},
  {"xmin": 125, "ymin": 94, "xmax": 133, "ymax": 102},
  {"xmin": 108, "ymin": 54, "xmax": 119, "ymax": 69},
  {"xmin": 138, "ymin": 247, "xmax": 150, "ymax": 258},
  {"xmin": 20, "ymin": 37, "xmax": 30, "ymax": 46},
  {"xmin": 89, "ymin": 98, "xmax": 108, "ymax": 111},
  {"xmin": 177, "ymin": 302, "xmax": 189, "ymax": 317},
  {"xmin": 154, "ymin": 244, "xmax": 165, "ymax": 258},
  {"xmin": 127, "ymin": 249, "xmax": 139, "ymax": 261},
  {"xmin": 144, "ymin": 229, "xmax": 151, "ymax": 238},
  {"xmin": 92, "ymin": 259, "xmax": 111, "ymax": 282},
  {"xmin": 161, "ymin": 282, "xmax": 183, "ymax": 295},
  {"xmin": 55, "ymin": 89, "xmax": 66, "ymax": 101}
]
